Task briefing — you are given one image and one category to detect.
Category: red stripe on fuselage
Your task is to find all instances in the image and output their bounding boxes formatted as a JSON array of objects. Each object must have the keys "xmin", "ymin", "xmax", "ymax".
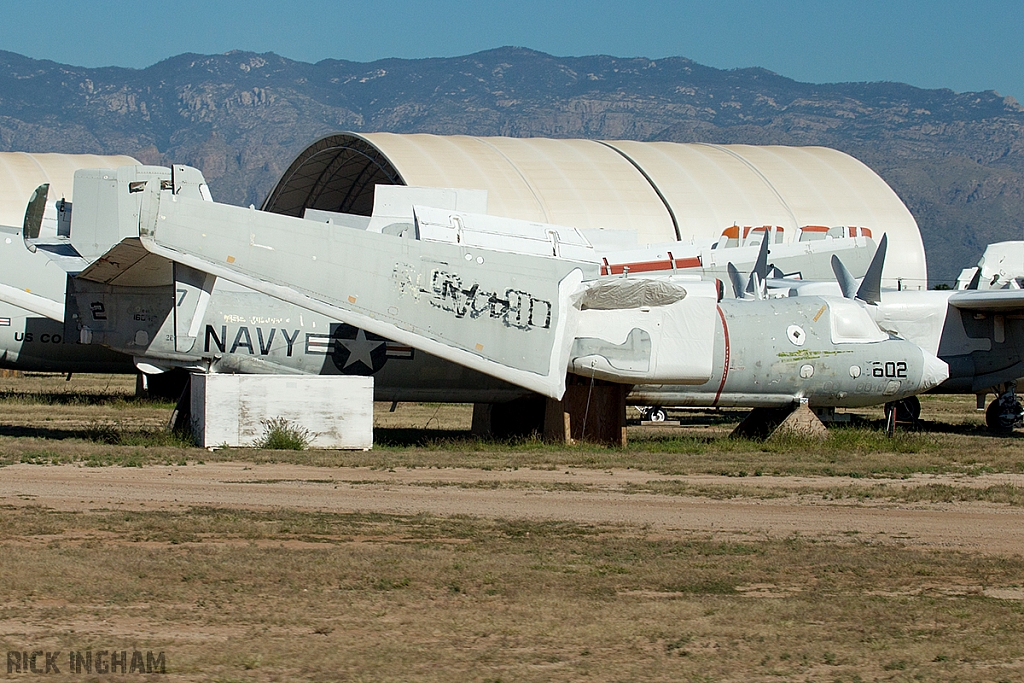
[
  {"xmin": 600, "ymin": 255, "xmax": 702, "ymax": 276},
  {"xmin": 713, "ymin": 305, "xmax": 730, "ymax": 407}
]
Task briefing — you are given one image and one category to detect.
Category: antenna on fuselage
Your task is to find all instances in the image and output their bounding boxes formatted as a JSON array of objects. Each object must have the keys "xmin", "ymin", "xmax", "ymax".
[
  {"xmin": 831, "ymin": 233, "xmax": 888, "ymax": 304},
  {"xmin": 855, "ymin": 233, "xmax": 887, "ymax": 304}
]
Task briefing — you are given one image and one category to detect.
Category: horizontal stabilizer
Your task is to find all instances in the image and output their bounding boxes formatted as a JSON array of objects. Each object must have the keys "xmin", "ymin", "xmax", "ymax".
[
  {"xmin": 27, "ymin": 240, "xmax": 90, "ymax": 275},
  {"xmin": 75, "ymin": 238, "xmax": 172, "ymax": 286}
]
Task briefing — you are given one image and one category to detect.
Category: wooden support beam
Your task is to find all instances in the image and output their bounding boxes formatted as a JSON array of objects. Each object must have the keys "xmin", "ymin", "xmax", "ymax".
[{"xmin": 544, "ymin": 377, "xmax": 628, "ymax": 447}]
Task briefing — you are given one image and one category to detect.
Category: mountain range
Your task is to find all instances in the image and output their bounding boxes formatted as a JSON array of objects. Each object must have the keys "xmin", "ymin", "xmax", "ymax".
[{"xmin": 1, "ymin": 46, "xmax": 1022, "ymax": 284}]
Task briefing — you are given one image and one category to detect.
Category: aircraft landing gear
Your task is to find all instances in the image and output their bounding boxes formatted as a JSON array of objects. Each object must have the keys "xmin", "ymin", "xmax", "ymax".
[
  {"xmin": 643, "ymin": 406, "xmax": 667, "ymax": 422},
  {"xmin": 986, "ymin": 382, "xmax": 1024, "ymax": 433},
  {"xmin": 884, "ymin": 395, "xmax": 921, "ymax": 424}
]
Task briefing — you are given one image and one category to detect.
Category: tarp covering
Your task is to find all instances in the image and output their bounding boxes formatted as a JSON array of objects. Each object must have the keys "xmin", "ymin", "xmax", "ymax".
[{"xmin": 577, "ymin": 278, "xmax": 688, "ymax": 310}]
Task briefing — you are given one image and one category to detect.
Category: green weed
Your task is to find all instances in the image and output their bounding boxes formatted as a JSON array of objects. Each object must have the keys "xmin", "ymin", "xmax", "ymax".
[{"xmin": 255, "ymin": 417, "xmax": 313, "ymax": 450}]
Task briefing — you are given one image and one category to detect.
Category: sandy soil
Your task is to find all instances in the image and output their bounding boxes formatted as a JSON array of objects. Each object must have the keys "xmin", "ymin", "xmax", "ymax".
[{"xmin": 2, "ymin": 462, "xmax": 1024, "ymax": 555}]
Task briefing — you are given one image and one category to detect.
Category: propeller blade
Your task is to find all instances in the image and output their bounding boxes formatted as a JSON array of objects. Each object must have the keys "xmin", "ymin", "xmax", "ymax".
[
  {"xmin": 831, "ymin": 254, "xmax": 858, "ymax": 299},
  {"xmin": 727, "ymin": 262, "xmax": 746, "ymax": 299},
  {"xmin": 855, "ymin": 233, "xmax": 887, "ymax": 304}
]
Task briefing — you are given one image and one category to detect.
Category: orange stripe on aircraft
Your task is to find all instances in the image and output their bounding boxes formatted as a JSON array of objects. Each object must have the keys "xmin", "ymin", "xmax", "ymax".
[{"xmin": 600, "ymin": 255, "xmax": 702, "ymax": 276}]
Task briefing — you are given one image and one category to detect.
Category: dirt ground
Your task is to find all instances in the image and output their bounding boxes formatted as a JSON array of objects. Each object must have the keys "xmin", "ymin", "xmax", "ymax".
[
  {"xmin": 3, "ymin": 462, "xmax": 1024, "ymax": 556},
  {"xmin": 2, "ymin": 374, "xmax": 1024, "ymax": 681}
]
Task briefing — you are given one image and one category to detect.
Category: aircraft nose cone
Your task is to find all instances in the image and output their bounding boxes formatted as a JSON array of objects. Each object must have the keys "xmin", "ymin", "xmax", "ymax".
[{"xmin": 919, "ymin": 351, "xmax": 949, "ymax": 392}]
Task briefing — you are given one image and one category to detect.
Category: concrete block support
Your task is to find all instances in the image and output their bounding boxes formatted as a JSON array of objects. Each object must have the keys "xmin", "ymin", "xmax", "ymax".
[
  {"xmin": 191, "ymin": 374, "xmax": 373, "ymax": 449},
  {"xmin": 731, "ymin": 399, "xmax": 828, "ymax": 441},
  {"xmin": 544, "ymin": 378, "xmax": 628, "ymax": 447}
]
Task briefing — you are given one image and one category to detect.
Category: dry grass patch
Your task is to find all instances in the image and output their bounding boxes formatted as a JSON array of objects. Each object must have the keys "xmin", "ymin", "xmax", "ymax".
[
  {"xmin": 1, "ymin": 505, "xmax": 1024, "ymax": 681},
  {"xmin": 625, "ymin": 480, "xmax": 1024, "ymax": 506},
  {"xmin": 2, "ymin": 375, "xmax": 1024, "ymax": 479}
]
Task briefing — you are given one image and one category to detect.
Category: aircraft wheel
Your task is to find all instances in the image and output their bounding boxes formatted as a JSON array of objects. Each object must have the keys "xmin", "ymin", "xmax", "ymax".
[
  {"xmin": 884, "ymin": 396, "xmax": 921, "ymax": 423},
  {"xmin": 986, "ymin": 394, "xmax": 1024, "ymax": 433},
  {"xmin": 645, "ymin": 407, "xmax": 667, "ymax": 422}
]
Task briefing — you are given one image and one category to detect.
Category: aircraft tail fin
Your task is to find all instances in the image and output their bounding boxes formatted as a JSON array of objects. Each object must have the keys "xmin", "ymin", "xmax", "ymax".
[
  {"xmin": 966, "ymin": 267, "xmax": 982, "ymax": 290},
  {"xmin": 745, "ymin": 231, "xmax": 770, "ymax": 295}
]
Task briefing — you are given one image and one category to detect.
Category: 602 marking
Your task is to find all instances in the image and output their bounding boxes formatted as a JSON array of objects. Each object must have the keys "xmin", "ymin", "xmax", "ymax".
[{"xmin": 871, "ymin": 361, "xmax": 907, "ymax": 378}]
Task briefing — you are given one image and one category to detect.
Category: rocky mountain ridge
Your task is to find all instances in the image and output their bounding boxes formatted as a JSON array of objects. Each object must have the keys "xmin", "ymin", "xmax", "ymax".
[{"xmin": 1, "ymin": 46, "xmax": 1022, "ymax": 283}]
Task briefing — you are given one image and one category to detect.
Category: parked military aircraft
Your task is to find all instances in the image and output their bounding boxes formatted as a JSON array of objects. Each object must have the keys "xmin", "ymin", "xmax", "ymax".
[
  {"xmin": 5, "ymin": 169, "xmax": 524, "ymax": 402},
  {"xmin": 4, "ymin": 164, "xmax": 948, "ymax": 442},
  {"xmin": 0, "ymin": 220, "xmax": 132, "ymax": 375},
  {"xmin": 90, "ymin": 168, "xmax": 945, "ymax": 404},
  {"xmin": 720, "ymin": 235, "xmax": 1024, "ymax": 430}
]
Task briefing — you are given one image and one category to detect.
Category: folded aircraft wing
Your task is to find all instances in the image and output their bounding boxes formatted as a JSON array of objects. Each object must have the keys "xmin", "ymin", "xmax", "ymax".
[{"xmin": 136, "ymin": 183, "xmax": 597, "ymax": 398}]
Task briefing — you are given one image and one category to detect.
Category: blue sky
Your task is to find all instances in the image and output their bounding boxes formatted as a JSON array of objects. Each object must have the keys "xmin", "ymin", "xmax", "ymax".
[{"xmin": 2, "ymin": 0, "xmax": 1022, "ymax": 99}]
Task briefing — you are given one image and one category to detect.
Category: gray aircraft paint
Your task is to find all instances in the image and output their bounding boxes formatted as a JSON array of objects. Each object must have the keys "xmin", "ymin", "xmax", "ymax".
[
  {"xmin": 630, "ymin": 296, "xmax": 946, "ymax": 408},
  {"xmin": 0, "ymin": 207, "xmax": 134, "ymax": 374},
  {"xmin": 3, "ymin": 165, "xmax": 947, "ymax": 409},
  {"xmin": 873, "ymin": 289, "xmax": 1024, "ymax": 394},
  {"xmin": 134, "ymin": 181, "xmax": 594, "ymax": 398},
  {"xmin": 0, "ymin": 309, "xmax": 131, "ymax": 373},
  {"xmin": 775, "ymin": 253, "xmax": 1024, "ymax": 396},
  {"xmin": 131, "ymin": 177, "xmax": 945, "ymax": 404}
]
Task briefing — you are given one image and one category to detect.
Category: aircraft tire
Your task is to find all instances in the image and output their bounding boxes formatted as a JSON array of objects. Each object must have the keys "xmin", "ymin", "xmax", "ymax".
[
  {"xmin": 884, "ymin": 396, "xmax": 921, "ymax": 423},
  {"xmin": 645, "ymin": 407, "xmax": 667, "ymax": 422},
  {"xmin": 986, "ymin": 394, "xmax": 1024, "ymax": 433}
]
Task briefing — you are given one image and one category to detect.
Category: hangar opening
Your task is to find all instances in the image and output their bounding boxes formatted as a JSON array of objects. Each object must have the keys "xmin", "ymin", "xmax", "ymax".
[{"xmin": 262, "ymin": 134, "xmax": 404, "ymax": 218}]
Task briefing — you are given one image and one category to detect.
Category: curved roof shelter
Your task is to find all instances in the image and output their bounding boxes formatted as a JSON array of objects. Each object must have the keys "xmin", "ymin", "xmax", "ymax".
[
  {"xmin": 264, "ymin": 133, "xmax": 927, "ymax": 288},
  {"xmin": 0, "ymin": 152, "xmax": 140, "ymax": 229}
]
